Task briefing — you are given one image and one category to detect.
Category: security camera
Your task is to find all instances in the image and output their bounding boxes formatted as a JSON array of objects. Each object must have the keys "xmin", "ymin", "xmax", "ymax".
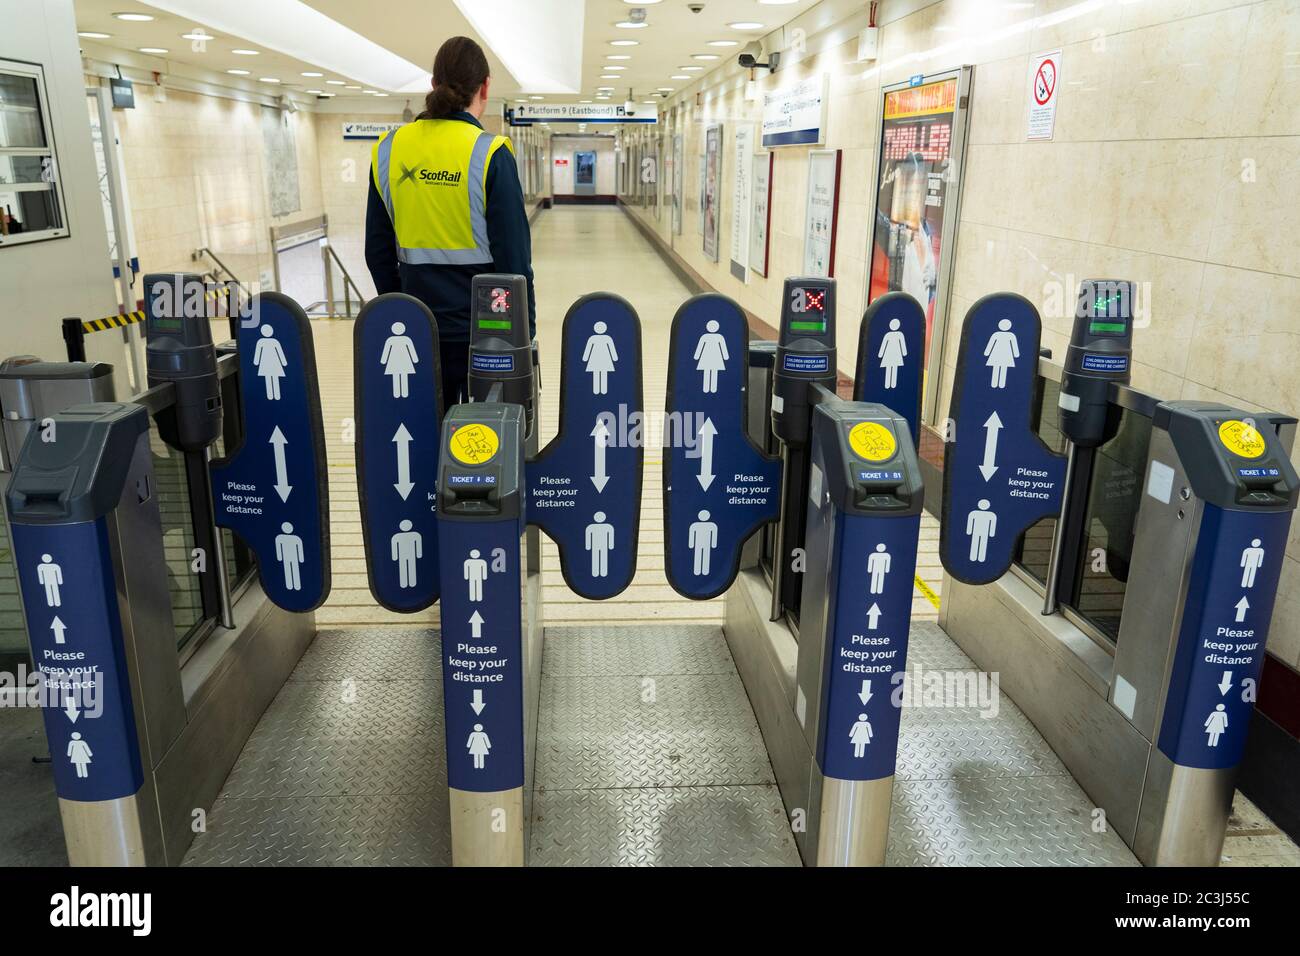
[
  {"xmin": 687, "ymin": 3, "xmax": 705, "ymax": 13},
  {"xmin": 739, "ymin": 42, "xmax": 781, "ymax": 73},
  {"xmin": 624, "ymin": 99, "xmax": 638, "ymax": 115}
]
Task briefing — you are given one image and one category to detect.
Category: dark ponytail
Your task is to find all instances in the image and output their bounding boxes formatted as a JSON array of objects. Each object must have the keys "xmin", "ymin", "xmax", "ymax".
[{"xmin": 418, "ymin": 36, "xmax": 490, "ymax": 119}]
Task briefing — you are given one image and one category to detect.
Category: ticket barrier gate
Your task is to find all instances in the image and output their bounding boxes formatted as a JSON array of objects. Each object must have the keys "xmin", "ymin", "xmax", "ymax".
[{"xmin": 938, "ymin": 284, "xmax": 1299, "ymax": 866}]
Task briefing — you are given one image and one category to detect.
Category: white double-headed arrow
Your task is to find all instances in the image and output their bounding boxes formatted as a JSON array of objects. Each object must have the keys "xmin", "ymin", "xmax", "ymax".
[
  {"xmin": 696, "ymin": 418, "xmax": 718, "ymax": 490},
  {"xmin": 979, "ymin": 411, "xmax": 1003, "ymax": 481},
  {"xmin": 393, "ymin": 424, "xmax": 414, "ymax": 499},
  {"xmin": 1218, "ymin": 671, "xmax": 1233, "ymax": 696},
  {"xmin": 469, "ymin": 610, "xmax": 484, "ymax": 639},
  {"xmin": 471, "ymin": 689, "xmax": 486, "ymax": 715},
  {"xmin": 858, "ymin": 680, "xmax": 873, "ymax": 706},
  {"xmin": 50, "ymin": 616, "xmax": 67, "ymax": 646},
  {"xmin": 591, "ymin": 418, "xmax": 611, "ymax": 492},
  {"xmin": 270, "ymin": 426, "xmax": 292, "ymax": 501},
  {"xmin": 867, "ymin": 602, "xmax": 882, "ymax": 631}
]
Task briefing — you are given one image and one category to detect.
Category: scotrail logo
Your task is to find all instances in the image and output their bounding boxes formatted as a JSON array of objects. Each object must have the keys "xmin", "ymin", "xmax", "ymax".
[
  {"xmin": 397, "ymin": 162, "xmax": 462, "ymax": 186},
  {"xmin": 50, "ymin": 886, "xmax": 151, "ymax": 936}
]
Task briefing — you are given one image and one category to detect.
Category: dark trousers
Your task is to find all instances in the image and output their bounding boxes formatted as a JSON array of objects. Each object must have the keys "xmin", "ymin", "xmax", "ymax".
[{"xmin": 439, "ymin": 340, "xmax": 470, "ymax": 412}]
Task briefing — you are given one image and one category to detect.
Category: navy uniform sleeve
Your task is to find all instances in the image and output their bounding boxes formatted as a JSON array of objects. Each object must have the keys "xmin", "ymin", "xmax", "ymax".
[
  {"xmin": 365, "ymin": 177, "xmax": 402, "ymax": 296},
  {"xmin": 484, "ymin": 145, "xmax": 536, "ymax": 337}
]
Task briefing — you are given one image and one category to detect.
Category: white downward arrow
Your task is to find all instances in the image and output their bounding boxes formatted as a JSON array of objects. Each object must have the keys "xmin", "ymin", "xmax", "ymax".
[
  {"xmin": 471, "ymin": 689, "xmax": 486, "ymax": 715},
  {"xmin": 591, "ymin": 419, "xmax": 611, "ymax": 493},
  {"xmin": 49, "ymin": 616, "xmax": 67, "ymax": 645},
  {"xmin": 979, "ymin": 411, "xmax": 1003, "ymax": 481},
  {"xmin": 1218, "ymin": 671, "xmax": 1233, "ymax": 696},
  {"xmin": 469, "ymin": 610, "xmax": 484, "ymax": 639},
  {"xmin": 270, "ymin": 426, "xmax": 292, "ymax": 501},
  {"xmin": 696, "ymin": 418, "xmax": 718, "ymax": 490},
  {"xmin": 1235, "ymin": 596, "xmax": 1250, "ymax": 623},
  {"xmin": 63, "ymin": 696, "xmax": 79, "ymax": 723},
  {"xmin": 858, "ymin": 680, "xmax": 873, "ymax": 706},
  {"xmin": 867, "ymin": 603, "xmax": 882, "ymax": 631},
  {"xmin": 393, "ymin": 423, "xmax": 414, "ymax": 499}
]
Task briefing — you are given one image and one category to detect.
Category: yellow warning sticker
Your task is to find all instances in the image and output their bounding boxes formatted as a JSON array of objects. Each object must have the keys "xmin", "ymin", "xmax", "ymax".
[
  {"xmin": 449, "ymin": 423, "xmax": 500, "ymax": 465},
  {"xmin": 848, "ymin": 422, "xmax": 897, "ymax": 462},
  {"xmin": 1217, "ymin": 419, "xmax": 1266, "ymax": 459}
]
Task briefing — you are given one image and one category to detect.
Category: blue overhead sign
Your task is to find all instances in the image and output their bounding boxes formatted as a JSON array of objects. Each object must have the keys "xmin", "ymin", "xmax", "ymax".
[
  {"xmin": 856, "ymin": 292, "xmax": 925, "ymax": 446},
  {"xmin": 355, "ymin": 294, "xmax": 443, "ymax": 612},
  {"xmin": 817, "ymin": 512, "xmax": 921, "ymax": 781},
  {"xmin": 940, "ymin": 294, "xmax": 1065, "ymax": 585},
  {"xmin": 437, "ymin": 515, "xmax": 526, "ymax": 793},
  {"xmin": 1158, "ymin": 506, "xmax": 1291, "ymax": 770},
  {"xmin": 9, "ymin": 520, "xmax": 143, "ymax": 802},
  {"xmin": 526, "ymin": 294, "xmax": 643, "ymax": 600},
  {"xmin": 664, "ymin": 294, "xmax": 781, "ymax": 598},
  {"xmin": 211, "ymin": 293, "xmax": 331, "ymax": 612}
]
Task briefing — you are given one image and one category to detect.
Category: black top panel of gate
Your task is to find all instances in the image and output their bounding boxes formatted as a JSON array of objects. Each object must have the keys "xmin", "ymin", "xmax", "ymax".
[
  {"xmin": 143, "ymin": 272, "xmax": 222, "ymax": 452},
  {"xmin": 813, "ymin": 400, "xmax": 923, "ymax": 516},
  {"xmin": 1060, "ymin": 278, "xmax": 1134, "ymax": 448},
  {"xmin": 472, "ymin": 274, "xmax": 530, "ymax": 346}
]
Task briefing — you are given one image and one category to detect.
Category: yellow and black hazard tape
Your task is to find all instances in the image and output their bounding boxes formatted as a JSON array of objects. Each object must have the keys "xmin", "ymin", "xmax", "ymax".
[{"xmin": 81, "ymin": 287, "xmax": 233, "ymax": 336}]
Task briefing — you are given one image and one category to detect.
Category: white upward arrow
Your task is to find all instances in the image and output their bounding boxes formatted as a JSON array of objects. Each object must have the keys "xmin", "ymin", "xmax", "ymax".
[
  {"xmin": 393, "ymin": 424, "xmax": 414, "ymax": 499},
  {"xmin": 858, "ymin": 680, "xmax": 873, "ymax": 706},
  {"xmin": 696, "ymin": 418, "xmax": 718, "ymax": 490},
  {"xmin": 471, "ymin": 689, "xmax": 486, "ymax": 715},
  {"xmin": 63, "ymin": 696, "xmax": 79, "ymax": 723},
  {"xmin": 469, "ymin": 610, "xmax": 484, "ymax": 639},
  {"xmin": 867, "ymin": 603, "xmax": 882, "ymax": 630},
  {"xmin": 49, "ymin": 616, "xmax": 67, "ymax": 646},
  {"xmin": 1218, "ymin": 671, "xmax": 1233, "ymax": 696},
  {"xmin": 979, "ymin": 411, "xmax": 1003, "ymax": 481},
  {"xmin": 1235, "ymin": 596, "xmax": 1250, "ymax": 623},
  {"xmin": 591, "ymin": 418, "xmax": 611, "ymax": 493},
  {"xmin": 270, "ymin": 427, "xmax": 292, "ymax": 501}
]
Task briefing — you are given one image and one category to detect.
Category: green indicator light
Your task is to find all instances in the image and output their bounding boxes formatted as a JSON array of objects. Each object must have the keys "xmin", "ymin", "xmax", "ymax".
[
  {"xmin": 478, "ymin": 319, "xmax": 512, "ymax": 330},
  {"xmin": 789, "ymin": 320, "xmax": 825, "ymax": 332},
  {"xmin": 1089, "ymin": 321, "xmax": 1127, "ymax": 334}
]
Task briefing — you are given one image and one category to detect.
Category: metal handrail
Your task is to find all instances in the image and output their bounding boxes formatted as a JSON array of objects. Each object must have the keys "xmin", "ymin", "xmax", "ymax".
[
  {"xmin": 192, "ymin": 247, "xmax": 240, "ymax": 286},
  {"xmin": 322, "ymin": 241, "xmax": 366, "ymax": 318}
]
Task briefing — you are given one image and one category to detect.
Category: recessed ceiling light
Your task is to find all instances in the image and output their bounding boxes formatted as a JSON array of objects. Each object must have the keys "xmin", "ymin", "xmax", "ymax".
[
  {"xmin": 609, "ymin": 39, "xmax": 638, "ymax": 46},
  {"xmin": 345, "ymin": 85, "xmax": 362, "ymax": 90},
  {"xmin": 113, "ymin": 12, "xmax": 154, "ymax": 21},
  {"xmin": 600, "ymin": 74, "xmax": 619, "ymax": 79},
  {"xmin": 227, "ymin": 69, "xmax": 251, "ymax": 76},
  {"xmin": 138, "ymin": 47, "xmax": 169, "ymax": 54},
  {"xmin": 301, "ymin": 71, "xmax": 323, "ymax": 77},
  {"xmin": 671, "ymin": 75, "xmax": 690, "ymax": 80},
  {"xmin": 372, "ymin": 92, "xmax": 388, "ymax": 97},
  {"xmin": 657, "ymin": 87, "xmax": 673, "ymax": 92},
  {"xmin": 604, "ymin": 65, "xmax": 626, "ymax": 71},
  {"xmin": 597, "ymin": 87, "xmax": 615, "ymax": 92},
  {"xmin": 181, "ymin": 30, "xmax": 214, "ymax": 41},
  {"xmin": 615, "ymin": 21, "xmax": 647, "ymax": 29},
  {"xmin": 643, "ymin": 100, "xmax": 657, "ymax": 105},
  {"xmin": 326, "ymin": 79, "xmax": 345, "ymax": 85},
  {"xmin": 758, "ymin": 0, "xmax": 798, "ymax": 4},
  {"xmin": 679, "ymin": 66, "xmax": 703, "ymax": 71},
  {"xmin": 319, "ymin": 92, "xmax": 335, "ymax": 97},
  {"xmin": 78, "ymin": 31, "xmax": 113, "ymax": 39},
  {"xmin": 606, "ymin": 54, "xmax": 631, "ymax": 60},
  {"xmin": 259, "ymin": 77, "xmax": 280, "ymax": 83},
  {"xmin": 729, "ymin": 22, "xmax": 765, "ymax": 30},
  {"xmin": 707, "ymin": 40, "xmax": 739, "ymax": 47},
  {"xmin": 692, "ymin": 54, "xmax": 720, "ymax": 60},
  {"xmin": 580, "ymin": 99, "xmax": 592, "ymax": 103},
  {"xmin": 530, "ymin": 95, "xmax": 544, "ymax": 100},
  {"xmin": 515, "ymin": 98, "xmax": 528, "ymax": 102},
  {"xmin": 363, "ymin": 89, "xmax": 378, "ymax": 94},
  {"xmin": 306, "ymin": 89, "xmax": 323, "ymax": 94},
  {"xmin": 231, "ymin": 49, "xmax": 259, "ymax": 55}
]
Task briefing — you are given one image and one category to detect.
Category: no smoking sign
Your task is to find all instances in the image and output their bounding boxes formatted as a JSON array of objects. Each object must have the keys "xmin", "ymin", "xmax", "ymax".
[{"xmin": 1027, "ymin": 49, "xmax": 1061, "ymax": 141}]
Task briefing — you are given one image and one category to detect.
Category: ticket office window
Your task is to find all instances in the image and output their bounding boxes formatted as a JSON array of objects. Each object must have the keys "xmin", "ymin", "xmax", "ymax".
[{"xmin": 0, "ymin": 60, "xmax": 69, "ymax": 247}]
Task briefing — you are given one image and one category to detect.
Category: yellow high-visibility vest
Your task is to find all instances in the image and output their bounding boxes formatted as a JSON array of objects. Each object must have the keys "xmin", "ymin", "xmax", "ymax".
[{"xmin": 372, "ymin": 119, "xmax": 514, "ymax": 265}]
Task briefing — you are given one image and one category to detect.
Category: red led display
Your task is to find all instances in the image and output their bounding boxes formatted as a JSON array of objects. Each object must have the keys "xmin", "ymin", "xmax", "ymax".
[{"xmin": 805, "ymin": 289, "xmax": 825, "ymax": 312}]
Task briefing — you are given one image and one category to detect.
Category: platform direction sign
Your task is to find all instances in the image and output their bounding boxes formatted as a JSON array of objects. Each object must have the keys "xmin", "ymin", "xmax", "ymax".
[
  {"xmin": 818, "ymin": 510, "xmax": 921, "ymax": 781},
  {"xmin": 664, "ymin": 294, "xmax": 781, "ymax": 598},
  {"xmin": 855, "ymin": 292, "xmax": 925, "ymax": 446},
  {"xmin": 9, "ymin": 519, "xmax": 143, "ymax": 801},
  {"xmin": 526, "ymin": 294, "xmax": 643, "ymax": 599},
  {"xmin": 211, "ymin": 293, "xmax": 331, "ymax": 611},
  {"xmin": 355, "ymin": 294, "xmax": 443, "ymax": 612},
  {"xmin": 1158, "ymin": 506, "xmax": 1290, "ymax": 769},
  {"xmin": 940, "ymin": 293, "xmax": 1065, "ymax": 585}
]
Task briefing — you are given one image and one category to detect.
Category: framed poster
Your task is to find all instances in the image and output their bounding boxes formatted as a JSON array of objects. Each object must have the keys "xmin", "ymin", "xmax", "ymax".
[
  {"xmin": 672, "ymin": 133, "xmax": 684, "ymax": 235},
  {"xmin": 703, "ymin": 125, "xmax": 723, "ymax": 262},
  {"xmin": 803, "ymin": 148, "xmax": 841, "ymax": 278},
  {"xmin": 729, "ymin": 125, "xmax": 753, "ymax": 281},
  {"xmin": 867, "ymin": 66, "xmax": 973, "ymax": 423},
  {"xmin": 750, "ymin": 152, "xmax": 774, "ymax": 277},
  {"xmin": 761, "ymin": 73, "xmax": 829, "ymax": 148},
  {"xmin": 697, "ymin": 154, "xmax": 706, "ymax": 235}
]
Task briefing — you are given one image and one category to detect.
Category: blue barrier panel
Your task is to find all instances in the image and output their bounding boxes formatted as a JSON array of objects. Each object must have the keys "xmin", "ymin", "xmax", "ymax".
[
  {"xmin": 855, "ymin": 292, "xmax": 925, "ymax": 446},
  {"xmin": 437, "ymin": 514, "xmax": 526, "ymax": 793},
  {"xmin": 525, "ymin": 294, "xmax": 643, "ymax": 599},
  {"xmin": 663, "ymin": 294, "xmax": 781, "ymax": 599},
  {"xmin": 1158, "ymin": 506, "xmax": 1290, "ymax": 769},
  {"xmin": 9, "ymin": 519, "xmax": 143, "ymax": 801},
  {"xmin": 818, "ymin": 511, "xmax": 922, "ymax": 781},
  {"xmin": 940, "ymin": 294, "xmax": 1065, "ymax": 585},
  {"xmin": 354, "ymin": 294, "xmax": 443, "ymax": 612},
  {"xmin": 211, "ymin": 293, "xmax": 331, "ymax": 612}
]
